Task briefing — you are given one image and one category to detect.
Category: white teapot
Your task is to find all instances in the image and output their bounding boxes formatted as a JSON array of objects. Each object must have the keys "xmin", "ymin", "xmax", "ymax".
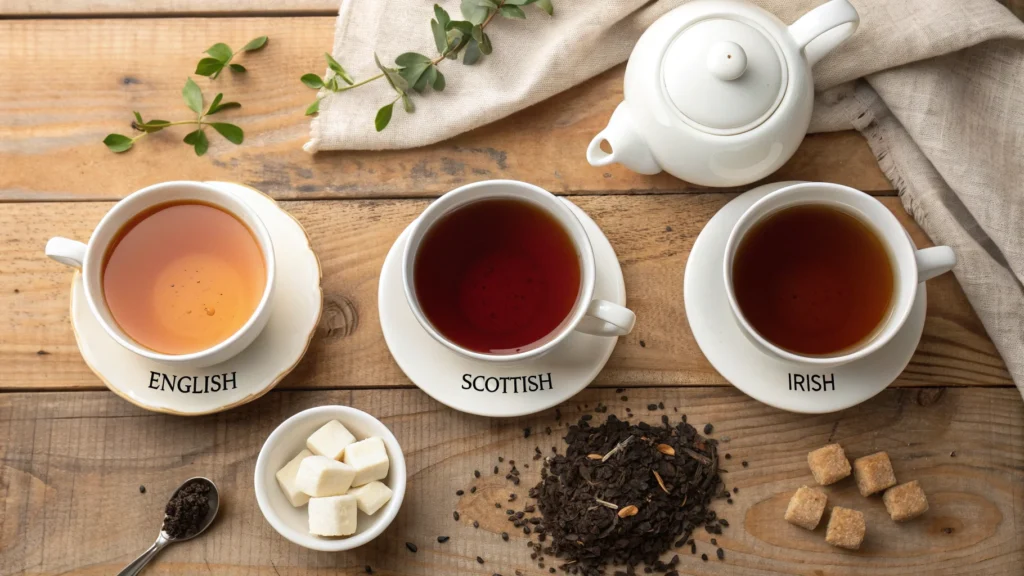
[{"xmin": 586, "ymin": 0, "xmax": 859, "ymax": 187}]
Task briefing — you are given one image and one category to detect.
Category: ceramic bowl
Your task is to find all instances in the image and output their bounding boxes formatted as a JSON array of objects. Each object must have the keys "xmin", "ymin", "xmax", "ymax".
[{"xmin": 254, "ymin": 406, "xmax": 406, "ymax": 552}]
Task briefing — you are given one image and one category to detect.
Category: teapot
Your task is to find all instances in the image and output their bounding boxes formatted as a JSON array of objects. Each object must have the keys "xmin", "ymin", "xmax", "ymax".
[{"xmin": 586, "ymin": 0, "xmax": 859, "ymax": 187}]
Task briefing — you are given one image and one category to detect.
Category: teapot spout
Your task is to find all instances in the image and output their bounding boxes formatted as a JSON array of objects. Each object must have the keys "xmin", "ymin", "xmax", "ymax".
[{"xmin": 586, "ymin": 102, "xmax": 661, "ymax": 175}]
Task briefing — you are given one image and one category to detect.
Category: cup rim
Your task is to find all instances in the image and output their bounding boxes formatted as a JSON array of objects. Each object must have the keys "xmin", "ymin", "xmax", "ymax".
[
  {"xmin": 80, "ymin": 180, "xmax": 277, "ymax": 364},
  {"xmin": 401, "ymin": 179, "xmax": 596, "ymax": 363},
  {"xmin": 722, "ymin": 182, "xmax": 917, "ymax": 366},
  {"xmin": 253, "ymin": 405, "xmax": 407, "ymax": 552}
]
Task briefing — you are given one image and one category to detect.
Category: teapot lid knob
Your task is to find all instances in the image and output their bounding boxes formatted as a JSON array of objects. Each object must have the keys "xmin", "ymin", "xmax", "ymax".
[{"xmin": 707, "ymin": 41, "xmax": 747, "ymax": 81}]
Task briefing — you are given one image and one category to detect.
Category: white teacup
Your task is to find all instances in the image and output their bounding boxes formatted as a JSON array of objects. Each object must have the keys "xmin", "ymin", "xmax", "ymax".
[
  {"xmin": 723, "ymin": 182, "xmax": 955, "ymax": 368},
  {"xmin": 45, "ymin": 181, "xmax": 276, "ymax": 368},
  {"xmin": 402, "ymin": 180, "xmax": 636, "ymax": 363}
]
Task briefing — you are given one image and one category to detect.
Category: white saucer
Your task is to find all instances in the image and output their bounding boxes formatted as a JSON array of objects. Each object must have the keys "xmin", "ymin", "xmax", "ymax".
[
  {"xmin": 70, "ymin": 182, "xmax": 323, "ymax": 416},
  {"xmin": 684, "ymin": 182, "xmax": 926, "ymax": 414},
  {"xmin": 379, "ymin": 199, "xmax": 627, "ymax": 417}
]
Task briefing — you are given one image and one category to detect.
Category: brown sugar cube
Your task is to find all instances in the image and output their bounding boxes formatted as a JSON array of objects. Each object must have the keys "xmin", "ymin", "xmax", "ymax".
[
  {"xmin": 883, "ymin": 480, "xmax": 929, "ymax": 521},
  {"xmin": 853, "ymin": 452, "xmax": 897, "ymax": 496},
  {"xmin": 807, "ymin": 444, "xmax": 851, "ymax": 485},
  {"xmin": 784, "ymin": 486, "xmax": 828, "ymax": 530},
  {"xmin": 825, "ymin": 507, "xmax": 866, "ymax": 550}
]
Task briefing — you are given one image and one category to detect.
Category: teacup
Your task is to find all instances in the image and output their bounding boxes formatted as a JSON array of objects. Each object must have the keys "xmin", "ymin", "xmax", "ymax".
[
  {"xmin": 723, "ymin": 182, "xmax": 955, "ymax": 368},
  {"xmin": 402, "ymin": 180, "xmax": 636, "ymax": 363},
  {"xmin": 45, "ymin": 181, "xmax": 276, "ymax": 368}
]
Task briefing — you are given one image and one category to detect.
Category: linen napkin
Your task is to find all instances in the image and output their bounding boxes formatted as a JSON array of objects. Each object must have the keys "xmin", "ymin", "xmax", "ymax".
[{"xmin": 309, "ymin": 0, "xmax": 1024, "ymax": 398}]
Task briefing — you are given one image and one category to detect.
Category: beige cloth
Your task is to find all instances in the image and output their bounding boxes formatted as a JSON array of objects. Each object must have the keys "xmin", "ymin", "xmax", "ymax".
[{"xmin": 310, "ymin": 0, "xmax": 1024, "ymax": 396}]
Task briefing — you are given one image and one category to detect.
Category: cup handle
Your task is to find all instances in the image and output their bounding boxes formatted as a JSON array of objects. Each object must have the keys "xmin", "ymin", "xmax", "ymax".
[
  {"xmin": 575, "ymin": 299, "xmax": 636, "ymax": 337},
  {"xmin": 915, "ymin": 246, "xmax": 956, "ymax": 282},
  {"xmin": 46, "ymin": 237, "xmax": 88, "ymax": 269}
]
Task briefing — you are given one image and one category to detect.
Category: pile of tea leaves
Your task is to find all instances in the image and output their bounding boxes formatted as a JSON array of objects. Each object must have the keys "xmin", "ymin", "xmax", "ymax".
[{"xmin": 530, "ymin": 414, "xmax": 726, "ymax": 575}]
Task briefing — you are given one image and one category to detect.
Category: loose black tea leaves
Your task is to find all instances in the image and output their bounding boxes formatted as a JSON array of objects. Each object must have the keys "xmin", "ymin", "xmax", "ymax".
[
  {"xmin": 162, "ymin": 480, "xmax": 211, "ymax": 539},
  {"xmin": 530, "ymin": 414, "xmax": 727, "ymax": 575}
]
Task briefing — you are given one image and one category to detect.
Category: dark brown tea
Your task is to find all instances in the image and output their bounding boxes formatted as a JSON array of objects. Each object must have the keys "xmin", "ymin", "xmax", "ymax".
[
  {"xmin": 732, "ymin": 204, "xmax": 894, "ymax": 356},
  {"xmin": 413, "ymin": 198, "xmax": 581, "ymax": 354}
]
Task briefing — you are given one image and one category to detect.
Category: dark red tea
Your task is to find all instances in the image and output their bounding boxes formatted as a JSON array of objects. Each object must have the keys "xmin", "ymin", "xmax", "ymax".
[
  {"xmin": 732, "ymin": 204, "xmax": 894, "ymax": 356},
  {"xmin": 413, "ymin": 198, "xmax": 581, "ymax": 354}
]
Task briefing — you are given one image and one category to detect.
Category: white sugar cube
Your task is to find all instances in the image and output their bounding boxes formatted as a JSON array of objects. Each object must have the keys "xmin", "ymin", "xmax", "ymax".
[
  {"xmin": 275, "ymin": 449, "xmax": 313, "ymax": 507},
  {"xmin": 348, "ymin": 481, "xmax": 393, "ymax": 516},
  {"xmin": 306, "ymin": 420, "xmax": 357, "ymax": 460},
  {"xmin": 308, "ymin": 494, "xmax": 358, "ymax": 537},
  {"xmin": 296, "ymin": 455, "xmax": 356, "ymax": 497},
  {"xmin": 343, "ymin": 437, "xmax": 390, "ymax": 487}
]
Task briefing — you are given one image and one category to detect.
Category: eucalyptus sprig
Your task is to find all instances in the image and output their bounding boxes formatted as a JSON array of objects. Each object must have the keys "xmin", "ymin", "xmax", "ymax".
[
  {"xmin": 196, "ymin": 36, "xmax": 269, "ymax": 79},
  {"xmin": 301, "ymin": 0, "xmax": 553, "ymax": 131},
  {"xmin": 103, "ymin": 78, "xmax": 244, "ymax": 156}
]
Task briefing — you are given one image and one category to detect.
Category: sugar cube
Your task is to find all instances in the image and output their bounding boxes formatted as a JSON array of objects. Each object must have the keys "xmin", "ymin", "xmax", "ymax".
[
  {"xmin": 883, "ymin": 480, "xmax": 929, "ymax": 522},
  {"xmin": 308, "ymin": 494, "xmax": 358, "ymax": 537},
  {"xmin": 343, "ymin": 437, "xmax": 390, "ymax": 487},
  {"xmin": 275, "ymin": 449, "xmax": 313, "ymax": 507},
  {"xmin": 825, "ymin": 506, "xmax": 866, "ymax": 550},
  {"xmin": 853, "ymin": 451, "xmax": 897, "ymax": 496},
  {"xmin": 784, "ymin": 485, "xmax": 827, "ymax": 530},
  {"xmin": 348, "ymin": 481, "xmax": 393, "ymax": 516},
  {"xmin": 807, "ymin": 444, "xmax": 851, "ymax": 485},
  {"xmin": 296, "ymin": 455, "xmax": 356, "ymax": 497},
  {"xmin": 306, "ymin": 420, "xmax": 357, "ymax": 460}
]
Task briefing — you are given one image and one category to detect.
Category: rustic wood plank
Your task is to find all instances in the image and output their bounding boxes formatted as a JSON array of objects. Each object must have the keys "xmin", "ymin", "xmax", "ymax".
[
  {"xmin": 0, "ymin": 387, "xmax": 1021, "ymax": 575},
  {"xmin": 0, "ymin": 0, "xmax": 336, "ymax": 16},
  {"xmin": 0, "ymin": 18, "xmax": 890, "ymax": 201},
  {"xmin": 0, "ymin": 194, "xmax": 1008, "ymax": 391}
]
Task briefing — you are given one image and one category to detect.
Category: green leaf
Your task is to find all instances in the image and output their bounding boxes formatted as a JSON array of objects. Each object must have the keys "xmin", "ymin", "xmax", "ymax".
[
  {"xmin": 479, "ymin": 32, "xmax": 493, "ymax": 55},
  {"xmin": 182, "ymin": 78, "xmax": 203, "ymax": 114},
  {"xmin": 463, "ymin": 38, "xmax": 482, "ymax": 65},
  {"xmin": 398, "ymin": 60, "xmax": 431, "ymax": 91},
  {"xmin": 499, "ymin": 5, "xmax": 526, "ymax": 18},
  {"xmin": 184, "ymin": 129, "xmax": 209, "ymax": 156},
  {"xmin": 139, "ymin": 119, "xmax": 171, "ymax": 133},
  {"xmin": 374, "ymin": 53, "xmax": 408, "ymax": 94},
  {"xmin": 471, "ymin": 25, "xmax": 484, "ymax": 43},
  {"xmin": 208, "ymin": 93, "xmax": 223, "ymax": 113},
  {"xmin": 536, "ymin": 0, "xmax": 553, "ymax": 15},
  {"xmin": 475, "ymin": 0, "xmax": 499, "ymax": 7},
  {"xmin": 229, "ymin": 63, "xmax": 246, "ymax": 73},
  {"xmin": 412, "ymin": 70, "xmax": 430, "ymax": 93},
  {"xmin": 305, "ymin": 98, "xmax": 321, "ymax": 116},
  {"xmin": 241, "ymin": 36, "xmax": 268, "ymax": 52},
  {"xmin": 396, "ymin": 52, "xmax": 432, "ymax": 67},
  {"xmin": 205, "ymin": 43, "xmax": 234, "ymax": 64},
  {"xmin": 300, "ymin": 73, "xmax": 325, "ymax": 89},
  {"xmin": 434, "ymin": 4, "xmax": 451, "ymax": 29},
  {"xmin": 375, "ymin": 102, "xmax": 394, "ymax": 132},
  {"xmin": 209, "ymin": 122, "xmax": 244, "ymax": 145},
  {"xmin": 401, "ymin": 93, "xmax": 414, "ymax": 113},
  {"xmin": 460, "ymin": 0, "xmax": 490, "ymax": 24},
  {"xmin": 195, "ymin": 57, "xmax": 225, "ymax": 77},
  {"xmin": 503, "ymin": 0, "xmax": 534, "ymax": 4},
  {"xmin": 430, "ymin": 18, "xmax": 448, "ymax": 54},
  {"xmin": 207, "ymin": 93, "xmax": 241, "ymax": 115},
  {"xmin": 324, "ymin": 53, "xmax": 354, "ymax": 85},
  {"xmin": 103, "ymin": 133, "xmax": 134, "ymax": 153},
  {"xmin": 433, "ymin": 68, "xmax": 446, "ymax": 91},
  {"xmin": 133, "ymin": 111, "xmax": 144, "ymax": 125},
  {"xmin": 449, "ymin": 20, "xmax": 474, "ymax": 35}
]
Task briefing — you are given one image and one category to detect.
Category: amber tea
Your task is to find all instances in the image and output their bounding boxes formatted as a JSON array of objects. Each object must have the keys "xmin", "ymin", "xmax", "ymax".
[
  {"xmin": 732, "ymin": 204, "xmax": 894, "ymax": 356},
  {"xmin": 102, "ymin": 201, "xmax": 266, "ymax": 355}
]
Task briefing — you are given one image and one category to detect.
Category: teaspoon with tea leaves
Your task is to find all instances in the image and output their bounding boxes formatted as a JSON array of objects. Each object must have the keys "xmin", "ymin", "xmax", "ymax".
[{"xmin": 118, "ymin": 477, "xmax": 220, "ymax": 576}]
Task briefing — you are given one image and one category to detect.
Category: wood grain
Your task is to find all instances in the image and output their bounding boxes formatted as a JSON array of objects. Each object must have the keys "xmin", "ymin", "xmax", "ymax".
[
  {"xmin": 0, "ymin": 17, "xmax": 890, "ymax": 201},
  {"xmin": 0, "ymin": 387, "xmax": 1021, "ymax": 575},
  {"xmin": 0, "ymin": 194, "xmax": 1008, "ymax": 391},
  {"xmin": 0, "ymin": 0, "xmax": 337, "ymax": 16}
]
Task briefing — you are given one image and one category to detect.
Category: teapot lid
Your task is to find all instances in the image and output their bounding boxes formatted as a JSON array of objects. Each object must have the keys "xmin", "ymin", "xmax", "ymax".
[{"xmin": 662, "ymin": 18, "xmax": 786, "ymax": 135}]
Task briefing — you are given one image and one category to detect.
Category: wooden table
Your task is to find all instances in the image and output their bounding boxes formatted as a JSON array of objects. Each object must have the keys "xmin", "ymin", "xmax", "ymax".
[{"xmin": 1, "ymin": 3, "xmax": 1021, "ymax": 575}]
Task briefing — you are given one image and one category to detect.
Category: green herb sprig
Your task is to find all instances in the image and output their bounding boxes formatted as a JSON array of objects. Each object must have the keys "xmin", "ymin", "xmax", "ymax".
[
  {"xmin": 302, "ymin": 0, "xmax": 553, "ymax": 131},
  {"xmin": 103, "ymin": 78, "xmax": 244, "ymax": 156},
  {"xmin": 196, "ymin": 36, "xmax": 269, "ymax": 79}
]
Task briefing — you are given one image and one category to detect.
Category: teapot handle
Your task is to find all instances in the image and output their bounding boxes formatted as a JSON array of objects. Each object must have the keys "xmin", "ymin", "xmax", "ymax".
[{"xmin": 789, "ymin": 0, "xmax": 859, "ymax": 67}]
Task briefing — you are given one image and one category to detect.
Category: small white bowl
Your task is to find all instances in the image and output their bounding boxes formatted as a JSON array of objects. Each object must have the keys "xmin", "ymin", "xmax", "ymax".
[{"xmin": 254, "ymin": 405, "xmax": 406, "ymax": 551}]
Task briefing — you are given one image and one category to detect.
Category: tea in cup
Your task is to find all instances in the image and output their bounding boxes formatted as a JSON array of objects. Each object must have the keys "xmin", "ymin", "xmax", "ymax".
[
  {"xmin": 402, "ymin": 180, "xmax": 636, "ymax": 362},
  {"xmin": 46, "ymin": 181, "xmax": 276, "ymax": 368},
  {"xmin": 723, "ymin": 182, "xmax": 955, "ymax": 367}
]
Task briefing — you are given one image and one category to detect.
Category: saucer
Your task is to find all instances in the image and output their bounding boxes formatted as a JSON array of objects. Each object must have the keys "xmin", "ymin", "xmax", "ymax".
[
  {"xmin": 684, "ymin": 182, "xmax": 926, "ymax": 414},
  {"xmin": 379, "ymin": 199, "xmax": 627, "ymax": 417},
  {"xmin": 70, "ymin": 182, "xmax": 322, "ymax": 416}
]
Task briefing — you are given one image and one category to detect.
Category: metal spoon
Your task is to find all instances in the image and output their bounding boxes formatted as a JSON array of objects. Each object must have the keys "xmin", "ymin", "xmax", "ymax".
[{"xmin": 118, "ymin": 477, "xmax": 220, "ymax": 576}]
